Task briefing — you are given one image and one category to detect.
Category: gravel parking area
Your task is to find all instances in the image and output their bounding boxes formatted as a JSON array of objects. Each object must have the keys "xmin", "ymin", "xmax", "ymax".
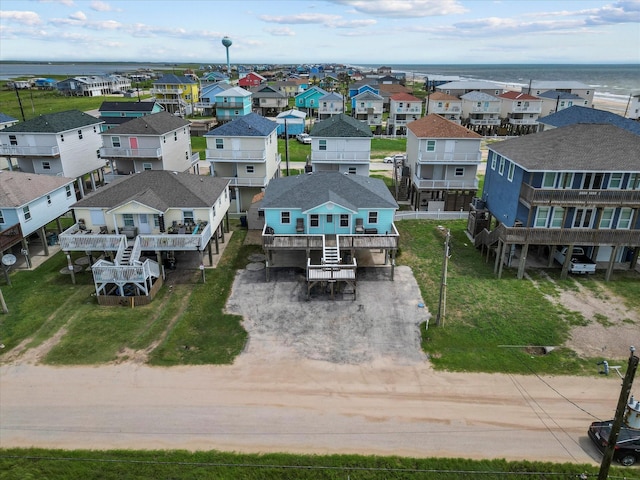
[{"xmin": 225, "ymin": 265, "xmax": 430, "ymax": 365}]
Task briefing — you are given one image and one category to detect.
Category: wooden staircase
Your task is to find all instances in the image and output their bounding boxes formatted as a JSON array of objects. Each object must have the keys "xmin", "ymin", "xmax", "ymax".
[{"xmin": 322, "ymin": 235, "xmax": 340, "ymax": 264}]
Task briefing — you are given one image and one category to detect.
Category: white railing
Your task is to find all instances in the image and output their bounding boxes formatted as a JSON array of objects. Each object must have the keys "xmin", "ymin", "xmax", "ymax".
[
  {"xmin": 354, "ymin": 106, "xmax": 382, "ymax": 114},
  {"xmin": 138, "ymin": 222, "xmax": 212, "ymax": 251},
  {"xmin": 59, "ymin": 223, "xmax": 126, "ymax": 252},
  {"xmin": 151, "ymin": 88, "xmax": 183, "ymax": 95},
  {"xmin": 395, "ymin": 211, "xmax": 468, "ymax": 221},
  {"xmin": 413, "ymin": 175, "xmax": 479, "ymax": 190},
  {"xmin": 510, "ymin": 105, "xmax": 542, "ymax": 113},
  {"xmin": 221, "ymin": 176, "xmax": 268, "ymax": 187},
  {"xmin": 217, "ymin": 101, "xmax": 246, "ymax": 109},
  {"xmin": 92, "ymin": 258, "xmax": 159, "ymax": 283},
  {"xmin": 100, "ymin": 146, "xmax": 161, "ymax": 158},
  {"xmin": 206, "ymin": 149, "xmax": 267, "ymax": 161},
  {"xmin": 318, "ymin": 107, "xmax": 343, "ymax": 114},
  {"xmin": 468, "ymin": 106, "xmax": 501, "ymax": 113},
  {"xmin": 468, "ymin": 118, "xmax": 501, "ymax": 125},
  {"xmin": 417, "ymin": 151, "xmax": 482, "ymax": 163},
  {"xmin": 430, "ymin": 106, "xmax": 461, "ymax": 114},
  {"xmin": 0, "ymin": 145, "xmax": 60, "ymax": 156},
  {"xmin": 312, "ymin": 151, "xmax": 370, "ymax": 162},
  {"xmin": 508, "ymin": 118, "xmax": 539, "ymax": 125},
  {"xmin": 393, "ymin": 106, "xmax": 422, "ymax": 113},
  {"xmin": 188, "ymin": 152, "xmax": 200, "ymax": 166}
]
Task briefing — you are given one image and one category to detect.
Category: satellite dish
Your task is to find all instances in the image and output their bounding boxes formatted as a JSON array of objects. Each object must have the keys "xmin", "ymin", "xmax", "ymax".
[{"xmin": 2, "ymin": 254, "xmax": 16, "ymax": 267}]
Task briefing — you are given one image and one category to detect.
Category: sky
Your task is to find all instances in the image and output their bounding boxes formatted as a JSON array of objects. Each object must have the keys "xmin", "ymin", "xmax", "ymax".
[{"xmin": 1, "ymin": 0, "xmax": 639, "ymax": 65}]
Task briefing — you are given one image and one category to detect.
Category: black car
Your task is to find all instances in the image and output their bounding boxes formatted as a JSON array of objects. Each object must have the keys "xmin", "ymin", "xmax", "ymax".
[{"xmin": 588, "ymin": 420, "xmax": 640, "ymax": 466}]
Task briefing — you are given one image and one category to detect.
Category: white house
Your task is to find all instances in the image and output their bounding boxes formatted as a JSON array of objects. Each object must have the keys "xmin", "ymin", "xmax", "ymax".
[
  {"xmin": 100, "ymin": 112, "xmax": 200, "ymax": 180},
  {"xmin": 526, "ymin": 80, "xmax": 594, "ymax": 107},
  {"xmin": 460, "ymin": 91, "xmax": 501, "ymax": 133},
  {"xmin": 426, "ymin": 92, "xmax": 462, "ymax": 124},
  {"xmin": 0, "ymin": 110, "xmax": 105, "ymax": 198},
  {"xmin": 498, "ymin": 91, "xmax": 543, "ymax": 134},
  {"xmin": 388, "ymin": 93, "xmax": 423, "ymax": 136}
]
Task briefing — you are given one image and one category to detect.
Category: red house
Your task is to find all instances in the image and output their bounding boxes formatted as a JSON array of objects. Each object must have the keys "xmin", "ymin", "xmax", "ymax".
[{"xmin": 238, "ymin": 72, "xmax": 266, "ymax": 88}]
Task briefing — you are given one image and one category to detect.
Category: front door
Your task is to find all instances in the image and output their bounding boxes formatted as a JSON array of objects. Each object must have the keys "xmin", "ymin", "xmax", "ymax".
[
  {"xmin": 324, "ymin": 214, "xmax": 335, "ymax": 234},
  {"xmin": 129, "ymin": 137, "xmax": 138, "ymax": 151},
  {"xmin": 138, "ymin": 214, "xmax": 151, "ymax": 234}
]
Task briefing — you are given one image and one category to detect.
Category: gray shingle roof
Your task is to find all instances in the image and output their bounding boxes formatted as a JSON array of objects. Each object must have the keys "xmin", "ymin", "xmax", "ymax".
[
  {"xmin": 536, "ymin": 90, "xmax": 584, "ymax": 100},
  {"xmin": 460, "ymin": 91, "xmax": 500, "ymax": 101},
  {"xmin": 101, "ymin": 112, "xmax": 189, "ymax": 135},
  {"xmin": 490, "ymin": 124, "xmax": 640, "ymax": 172},
  {"xmin": 154, "ymin": 74, "xmax": 197, "ymax": 84},
  {"xmin": 205, "ymin": 112, "xmax": 277, "ymax": 137},
  {"xmin": 261, "ymin": 172, "xmax": 397, "ymax": 211},
  {"xmin": 0, "ymin": 112, "xmax": 18, "ymax": 124},
  {"xmin": 0, "ymin": 171, "xmax": 75, "ymax": 207},
  {"xmin": 2, "ymin": 110, "xmax": 102, "ymax": 133},
  {"xmin": 73, "ymin": 170, "xmax": 229, "ymax": 211},
  {"xmin": 99, "ymin": 101, "xmax": 159, "ymax": 113},
  {"xmin": 310, "ymin": 114, "xmax": 372, "ymax": 137},
  {"xmin": 538, "ymin": 106, "xmax": 640, "ymax": 136}
]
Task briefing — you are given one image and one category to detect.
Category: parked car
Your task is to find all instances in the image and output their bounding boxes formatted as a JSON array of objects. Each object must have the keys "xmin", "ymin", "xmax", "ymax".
[
  {"xmin": 554, "ymin": 246, "xmax": 596, "ymax": 274},
  {"xmin": 588, "ymin": 420, "xmax": 640, "ymax": 466},
  {"xmin": 296, "ymin": 133, "xmax": 311, "ymax": 144},
  {"xmin": 383, "ymin": 156, "xmax": 394, "ymax": 163},
  {"xmin": 393, "ymin": 154, "xmax": 406, "ymax": 165}
]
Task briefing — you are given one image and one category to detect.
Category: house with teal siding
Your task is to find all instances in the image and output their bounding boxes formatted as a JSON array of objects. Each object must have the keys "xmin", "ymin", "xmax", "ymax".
[
  {"xmin": 196, "ymin": 82, "xmax": 233, "ymax": 116},
  {"xmin": 214, "ymin": 86, "xmax": 252, "ymax": 123},
  {"xmin": 309, "ymin": 114, "xmax": 373, "ymax": 176},
  {"xmin": 260, "ymin": 171, "xmax": 400, "ymax": 285},
  {"xmin": 294, "ymin": 86, "xmax": 328, "ymax": 115},
  {"xmin": 471, "ymin": 123, "xmax": 640, "ymax": 280}
]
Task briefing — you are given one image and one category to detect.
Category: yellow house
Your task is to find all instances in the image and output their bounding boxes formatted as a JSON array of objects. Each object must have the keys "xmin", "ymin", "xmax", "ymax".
[{"xmin": 151, "ymin": 73, "xmax": 200, "ymax": 116}]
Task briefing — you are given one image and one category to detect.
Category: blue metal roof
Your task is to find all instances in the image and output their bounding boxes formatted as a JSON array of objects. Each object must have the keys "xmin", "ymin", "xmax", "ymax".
[
  {"xmin": 539, "ymin": 106, "xmax": 640, "ymax": 136},
  {"xmin": 204, "ymin": 112, "xmax": 277, "ymax": 137}
]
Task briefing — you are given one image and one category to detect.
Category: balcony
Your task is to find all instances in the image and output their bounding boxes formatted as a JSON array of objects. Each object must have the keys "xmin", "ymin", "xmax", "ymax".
[
  {"xmin": 393, "ymin": 107, "xmax": 422, "ymax": 114},
  {"xmin": 0, "ymin": 223, "xmax": 23, "ymax": 251},
  {"xmin": 413, "ymin": 174, "xmax": 479, "ymax": 190},
  {"xmin": 510, "ymin": 105, "xmax": 542, "ymax": 113},
  {"xmin": 318, "ymin": 107, "xmax": 344, "ymax": 114},
  {"xmin": 59, "ymin": 224, "xmax": 126, "ymax": 252},
  {"xmin": 478, "ymin": 224, "xmax": 640, "ymax": 247},
  {"xmin": 217, "ymin": 101, "xmax": 246, "ymax": 109},
  {"xmin": 468, "ymin": 117, "xmax": 501, "ymax": 126},
  {"xmin": 519, "ymin": 183, "xmax": 640, "ymax": 208},
  {"xmin": 468, "ymin": 105, "xmax": 500, "ymax": 114},
  {"xmin": 312, "ymin": 151, "xmax": 370, "ymax": 163},
  {"xmin": 100, "ymin": 146, "xmax": 162, "ymax": 158},
  {"xmin": 92, "ymin": 259, "xmax": 159, "ymax": 284},
  {"xmin": 151, "ymin": 88, "xmax": 183, "ymax": 95},
  {"xmin": 206, "ymin": 149, "xmax": 267, "ymax": 162},
  {"xmin": 354, "ymin": 106, "xmax": 382, "ymax": 114},
  {"xmin": 218, "ymin": 175, "xmax": 268, "ymax": 187},
  {"xmin": 0, "ymin": 145, "xmax": 60, "ymax": 156},
  {"xmin": 262, "ymin": 223, "xmax": 400, "ymax": 250},
  {"xmin": 431, "ymin": 106, "xmax": 461, "ymax": 114},
  {"xmin": 138, "ymin": 222, "xmax": 212, "ymax": 251},
  {"xmin": 508, "ymin": 117, "xmax": 539, "ymax": 125},
  {"xmin": 417, "ymin": 151, "xmax": 482, "ymax": 163}
]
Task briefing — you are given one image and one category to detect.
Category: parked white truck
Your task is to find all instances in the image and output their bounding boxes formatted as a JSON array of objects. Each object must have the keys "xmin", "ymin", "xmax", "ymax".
[{"xmin": 554, "ymin": 246, "xmax": 597, "ymax": 274}]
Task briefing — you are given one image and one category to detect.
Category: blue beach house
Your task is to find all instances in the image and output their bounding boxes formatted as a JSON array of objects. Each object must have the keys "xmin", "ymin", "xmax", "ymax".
[
  {"xmin": 470, "ymin": 124, "xmax": 640, "ymax": 280},
  {"xmin": 214, "ymin": 86, "xmax": 252, "ymax": 123}
]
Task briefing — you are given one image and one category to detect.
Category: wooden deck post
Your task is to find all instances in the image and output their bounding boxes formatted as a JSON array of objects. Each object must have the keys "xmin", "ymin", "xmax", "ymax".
[
  {"xmin": 517, "ymin": 243, "xmax": 529, "ymax": 279},
  {"xmin": 547, "ymin": 245, "xmax": 556, "ymax": 267},
  {"xmin": 214, "ymin": 230, "xmax": 219, "ymax": 254},
  {"xmin": 630, "ymin": 247, "xmax": 639, "ymax": 270},
  {"xmin": 391, "ymin": 250, "xmax": 395, "ymax": 281},
  {"xmin": 39, "ymin": 226, "xmax": 49, "ymax": 257},
  {"xmin": 497, "ymin": 242, "xmax": 506, "ymax": 279},
  {"xmin": 207, "ymin": 241, "xmax": 213, "ymax": 265},
  {"xmin": 560, "ymin": 244, "xmax": 574, "ymax": 279},
  {"xmin": 493, "ymin": 239, "xmax": 503, "ymax": 274},
  {"xmin": 605, "ymin": 245, "xmax": 618, "ymax": 281},
  {"xmin": 66, "ymin": 253, "xmax": 76, "ymax": 285}
]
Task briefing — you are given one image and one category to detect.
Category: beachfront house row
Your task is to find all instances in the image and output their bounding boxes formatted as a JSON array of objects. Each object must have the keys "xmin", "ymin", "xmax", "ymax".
[
  {"xmin": 0, "ymin": 171, "xmax": 77, "ymax": 266},
  {"xmin": 387, "ymin": 93, "xmax": 423, "ymax": 136},
  {"xmin": 498, "ymin": 91, "xmax": 543, "ymax": 134},
  {"xmin": 460, "ymin": 91, "xmax": 502, "ymax": 134},
  {"xmin": 351, "ymin": 91, "xmax": 384, "ymax": 129},
  {"xmin": 250, "ymin": 84, "xmax": 288, "ymax": 116},
  {"xmin": 406, "ymin": 114, "xmax": 482, "ymax": 211},
  {"xmin": 98, "ymin": 101, "xmax": 165, "ymax": 131},
  {"xmin": 100, "ymin": 112, "xmax": 200, "ymax": 180},
  {"xmin": 0, "ymin": 110, "xmax": 105, "ymax": 198},
  {"xmin": 526, "ymin": 81, "xmax": 594, "ymax": 108},
  {"xmin": 204, "ymin": 113, "xmax": 281, "ymax": 214},
  {"xmin": 151, "ymin": 74, "xmax": 200, "ymax": 116},
  {"xmin": 309, "ymin": 114, "xmax": 373, "ymax": 176},
  {"xmin": 260, "ymin": 171, "xmax": 400, "ymax": 289},
  {"xmin": 436, "ymin": 81, "xmax": 506, "ymax": 98},
  {"xmin": 56, "ymin": 75, "xmax": 131, "ymax": 97},
  {"xmin": 469, "ymin": 124, "xmax": 640, "ymax": 281},
  {"xmin": 426, "ymin": 92, "xmax": 462, "ymax": 124},
  {"xmin": 214, "ymin": 86, "xmax": 252, "ymax": 123},
  {"xmin": 275, "ymin": 109, "xmax": 307, "ymax": 137},
  {"xmin": 58, "ymin": 171, "xmax": 231, "ymax": 304},
  {"xmin": 535, "ymin": 91, "xmax": 589, "ymax": 117},
  {"xmin": 317, "ymin": 92, "xmax": 344, "ymax": 120}
]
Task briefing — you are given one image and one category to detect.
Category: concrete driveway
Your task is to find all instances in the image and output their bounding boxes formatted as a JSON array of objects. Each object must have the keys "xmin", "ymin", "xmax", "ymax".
[{"xmin": 226, "ymin": 265, "xmax": 430, "ymax": 365}]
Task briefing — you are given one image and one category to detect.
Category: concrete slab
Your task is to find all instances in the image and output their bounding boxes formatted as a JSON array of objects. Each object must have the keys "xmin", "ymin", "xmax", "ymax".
[{"xmin": 226, "ymin": 265, "xmax": 430, "ymax": 365}]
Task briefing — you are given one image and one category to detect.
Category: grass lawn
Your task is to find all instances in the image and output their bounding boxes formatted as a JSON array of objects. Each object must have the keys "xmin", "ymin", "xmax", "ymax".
[{"xmin": 0, "ymin": 447, "xmax": 620, "ymax": 479}]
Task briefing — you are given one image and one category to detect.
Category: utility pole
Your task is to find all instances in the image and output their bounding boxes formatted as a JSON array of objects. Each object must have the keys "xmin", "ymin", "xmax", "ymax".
[
  {"xmin": 14, "ymin": 84, "xmax": 26, "ymax": 121},
  {"xmin": 0, "ymin": 288, "xmax": 8, "ymax": 314},
  {"xmin": 284, "ymin": 118, "xmax": 290, "ymax": 176},
  {"xmin": 598, "ymin": 346, "xmax": 638, "ymax": 480},
  {"xmin": 436, "ymin": 229, "xmax": 451, "ymax": 327}
]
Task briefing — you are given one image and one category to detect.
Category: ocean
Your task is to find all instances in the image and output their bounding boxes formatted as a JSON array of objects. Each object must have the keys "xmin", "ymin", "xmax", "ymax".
[{"xmin": 1, "ymin": 61, "xmax": 638, "ymax": 103}]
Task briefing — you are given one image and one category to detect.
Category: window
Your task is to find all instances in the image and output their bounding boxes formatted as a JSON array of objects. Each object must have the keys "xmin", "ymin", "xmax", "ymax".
[
  {"xmin": 42, "ymin": 161, "xmax": 51, "ymax": 170},
  {"xmin": 142, "ymin": 163, "xmax": 152, "ymax": 171},
  {"xmin": 507, "ymin": 162, "xmax": 515, "ymax": 182},
  {"xmin": 573, "ymin": 208, "xmax": 595, "ymax": 228},
  {"xmin": 534, "ymin": 207, "xmax": 549, "ymax": 228},
  {"xmin": 626, "ymin": 173, "xmax": 640, "ymax": 190},
  {"xmin": 426, "ymin": 140, "xmax": 436, "ymax": 152},
  {"xmin": 498, "ymin": 156, "xmax": 505, "ymax": 175},
  {"xmin": 183, "ymin": 210, "xmax": 194, "ymax": 224},
  {"xmin": 9, "ymin": 135, "xmax": 17, "ymax": 146},
  {"xmin": 490, "ymin": 153, "xmax": 496, "ymax": 170},
  {"xmin": 310, "ymin": 214, "xmax": 319, "ymax": 227},
  {"xmin": 599, "ymin": 208, "xmax": 614, "ymax": 229},
  {"xmin": 174, "ymin": 132, "xmax": 177, "ymax": 141},
  {"xmin": 348, "ymin": 167, "xmax": 357, "ymax": 175},
  {"xmin": 617, "ymin": 208, "xmax": 632, "ymax": 229},
  {"xmin": 340, "ymin": 214, "xmax": 349, "ymax": 227},
  {"xmin": 455, "ymin": 167, "xmax": 464, "ymax": 177},
  {"xmin": 46, "ymin": 194, "xmax": 51, "ymax": 205},
  {"xmin": 558, "ymin": 172, "xmax": 573, "ymax": 189},
  {"xmin": 153, "ymin": 215, "xmax": 160, "ymax": 228},
  {"xmin": 78, "ymin": 129, "xmax": 83, "ymax": 139},
  {"xmin": 65, "ymin": 185, "xmax": 72, "ymax": 197},
  {"xmin": 123, "ymin": 214, "xmax": 134, "ymax": 227},
  {"xmin": 542, "ymin": 172, "xmax": 555, "ymax": 188},
  {"xmin": 246, "ymin": 165, "xmax": 254, "ymax": 174},
  {"xmin": 0, "ymin": 211, "xmax": 4, "ymax": 224},
  {"xmin": 281, "ymin": 211, "xmax": 290, "ymax": 224},
  {"xmin": 550, "ymin": 208, "xmax": 564, "ymax": 228},
  {"xmin": 368, "ymin": 212, "xmax": 378, "ymax": 224},
  {"xmin": 112, "ymin": 137, "xmax": 121, "ymax": 148},
  {"xmin": 319, "ymin": 140, "xmax": 327, "ymax": 151},
  {"xmin": 23, "ymin": 206, "xmax": 31, "ymax": 221},
  {"xmin": 608, "ymin": 173, "xmax": 623, "ymax": 189},
  {"xmin": 326, "ymin": 214, "xmax": 333, "ymax": 223},
  {"xmin": 216, "ymin": 138, "xmax": 224, "ymax": 149}
]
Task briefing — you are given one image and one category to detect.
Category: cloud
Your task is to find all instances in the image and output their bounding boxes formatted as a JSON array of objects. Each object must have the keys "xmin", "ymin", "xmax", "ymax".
[
  {"xmin": 69, "ymin": 11, "xmax": 87, "ymax": 21},
  {"xmin": 91, "ymin": 1, "xmax": 114, "ymax": 12},
  {"xmin": 37, "ymin": 0, "xmax": 75, "ymax": 6},
  {"xmin": 585, "ymin": 0, "xmax": 640, "ymax": 24},
  {"xmin": 259, "ymin": 13, "xmax": 343, "ymax": 25},
  {"xmin": 0, "ymin": 11, "xmax": 42, "ymax": 26},
  {"xmin": 328, "ymin": 0, "xmax": 467, "ymax": 17},
  {"xmin": 265, "ymin": 27, "xmax": 296, "ymax": 36}
]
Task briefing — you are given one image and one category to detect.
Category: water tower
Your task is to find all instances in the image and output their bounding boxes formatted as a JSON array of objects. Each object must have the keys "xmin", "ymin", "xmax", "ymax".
[{"xmin": 222, "ymin": 36, "xmax": 232, "ymax": 76}]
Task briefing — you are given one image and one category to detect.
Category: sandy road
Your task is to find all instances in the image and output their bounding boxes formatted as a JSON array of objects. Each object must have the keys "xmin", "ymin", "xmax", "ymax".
[{"xmin": 0, "ymin": 355, "xmax": 621, "ymax": 465}]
